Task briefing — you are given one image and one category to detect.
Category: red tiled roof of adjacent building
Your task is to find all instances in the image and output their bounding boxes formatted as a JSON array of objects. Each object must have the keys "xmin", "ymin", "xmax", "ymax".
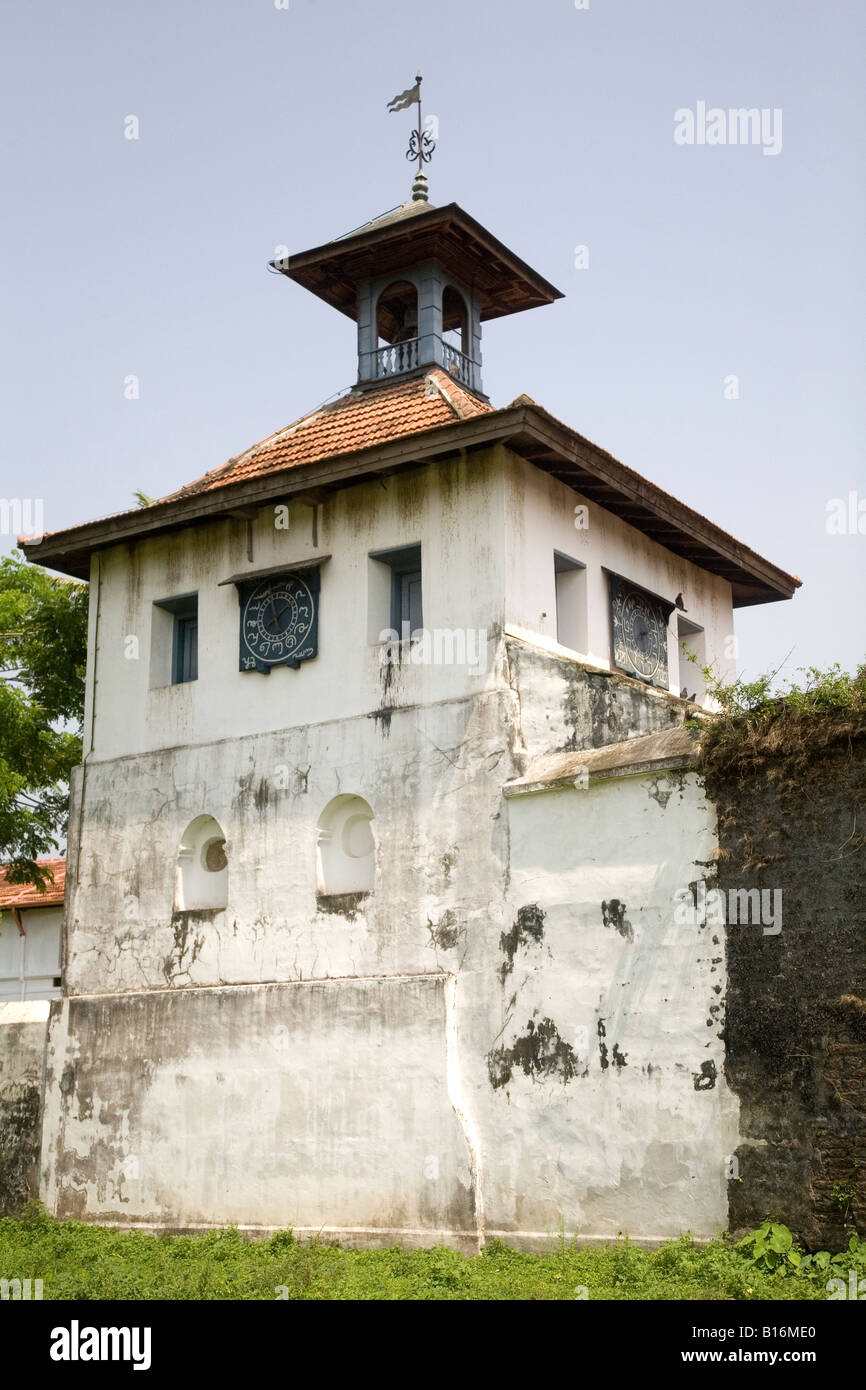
[
  {"xmin": 0, "ymin": 859, "xmax": 66, "ymax": 909},
  {"xmin": 162, "ymin": 368, "xmax": 492, "ymax": 501}
]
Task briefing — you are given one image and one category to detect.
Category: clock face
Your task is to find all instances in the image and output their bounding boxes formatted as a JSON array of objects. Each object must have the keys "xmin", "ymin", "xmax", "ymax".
[
  {"xmin": 621, "ymin": 590, "xmax": 664, "ymax": 681},
  {"xmin": 238, "ymin": 571, "xmax": 319, "ymax": 673},
  {"xmin": 608, "ymin": 575, "xmax": 672, "ymax": 687}
]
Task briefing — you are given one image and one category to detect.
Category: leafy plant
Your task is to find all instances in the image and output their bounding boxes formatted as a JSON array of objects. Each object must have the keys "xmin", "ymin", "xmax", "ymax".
[
  {"xmin": 736, "ymin": 1219, "xmax": 802, "ymax": 1275},
  {"xmin": 800, "ymin": 1232, "xmax": 865, "ymax": 1281},
  {"xmin": 685, "ymin": 658, "xmax": 866, "ymax": 781}
]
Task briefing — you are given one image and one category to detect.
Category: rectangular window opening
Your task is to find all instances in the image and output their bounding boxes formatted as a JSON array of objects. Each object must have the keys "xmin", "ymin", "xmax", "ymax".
[
  {"xmin": 676, "ymin": 615, "xmax": 706, "ymax": 704},
  {"xmin": 553, "ymin": 552, "xmax": 587, "ymax": 654},
  {"xmin": 368, "ymin": 544, "xmax": 423, "ymax": 643},
  {"xmin": 151, "ymin": 593, "xmax": 198, "ymax": 686}
]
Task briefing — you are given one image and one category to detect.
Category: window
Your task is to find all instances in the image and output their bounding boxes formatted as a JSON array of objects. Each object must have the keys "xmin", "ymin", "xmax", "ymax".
[
  {"xmin": 553, "ymin": 552, "xmax": 587, "ymax": 653},
  {"xmin": 174, "ymin": 815, "xmax": 228, "ymax": 912},
  {"xmin": 676, "ymin": 615, "xmax": 706, "ymax": 704},
  {"xmin": 369, "ymin": 544, "xmax": 423, "ymax": 643},
  {"xmin": 317, "ymin": 795, "xmax": 375, "ymax": 898},
  {"xmin": 151, "ymin": 594, "xmax": 198, "ymax": 686}
]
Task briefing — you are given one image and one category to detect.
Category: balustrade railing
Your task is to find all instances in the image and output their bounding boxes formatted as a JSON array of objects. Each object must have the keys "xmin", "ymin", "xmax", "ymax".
[
  {"xmin": 374, "ymin": 339, "xmax": 420, "ymax": 378},
  {"xmin": 441, "ymin": 341, "xmax": 473, "ymax": 387},
  {"xmin": 372, "ymin": 336, "xmax": 476, "ymax": 387}
]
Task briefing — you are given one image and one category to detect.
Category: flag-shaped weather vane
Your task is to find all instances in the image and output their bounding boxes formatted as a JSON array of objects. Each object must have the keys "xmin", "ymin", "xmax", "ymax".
[{"xmin": 388, "ymin": 73, "xmax": 435, "ymax": 201}]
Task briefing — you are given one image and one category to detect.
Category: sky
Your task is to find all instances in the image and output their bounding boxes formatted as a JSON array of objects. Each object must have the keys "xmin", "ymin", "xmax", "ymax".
[{"xmin": 1, "ymin": 0, "xmax": 864, "ymax": 683}]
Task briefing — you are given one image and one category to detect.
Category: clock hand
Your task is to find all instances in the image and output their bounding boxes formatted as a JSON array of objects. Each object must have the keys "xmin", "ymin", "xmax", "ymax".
[{"xmin": 266, "ymin": 598, "xmax": 288, "ymax": 632}]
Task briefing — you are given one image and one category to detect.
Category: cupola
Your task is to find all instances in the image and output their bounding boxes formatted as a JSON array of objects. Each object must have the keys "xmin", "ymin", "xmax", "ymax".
[{"xmin": 270, "ymin": 79, "xmax": 563, "ymax": 399}]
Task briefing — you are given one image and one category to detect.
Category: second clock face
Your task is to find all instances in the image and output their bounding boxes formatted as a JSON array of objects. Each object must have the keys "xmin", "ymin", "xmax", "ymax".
[
  {"xmin": 621, "ymin": 590, "xmax": 664, "ymax": 681},
  {"xmin": 608, "ymin": 574, "xmax": 673, "ymax": 687},
  {"xmin": 240, "ymin": 573, "xmax": 317, "ymax": 671}
]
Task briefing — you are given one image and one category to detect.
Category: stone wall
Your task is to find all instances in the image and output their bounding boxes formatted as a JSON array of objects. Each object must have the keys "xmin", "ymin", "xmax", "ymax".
[
  {"xmin": 708, "ymin": 727, "xmax": 866, "ymax": 1248},
  {"xmin": 0, "ymin": 1002, "xmax": 49, "ymax": 1215}
]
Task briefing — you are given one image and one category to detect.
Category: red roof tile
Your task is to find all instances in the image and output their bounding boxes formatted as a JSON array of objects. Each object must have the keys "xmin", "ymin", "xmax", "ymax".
[
  {"xmin": 0, "ymin": 859, "xmax": 66, "ymax": 909},
  {"xmin": 163, "ymin": 369, "xmax": 492, "ymax": 502}
]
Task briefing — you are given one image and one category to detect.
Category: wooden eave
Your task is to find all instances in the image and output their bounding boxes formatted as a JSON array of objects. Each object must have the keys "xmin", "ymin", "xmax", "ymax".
[
  {"xmin": 21, "ymin": 402, "xmax": 799, "ymax": 607},
  {"xmin": 276, "ymin": 202, "xmax": 565, "ymax": 322}
]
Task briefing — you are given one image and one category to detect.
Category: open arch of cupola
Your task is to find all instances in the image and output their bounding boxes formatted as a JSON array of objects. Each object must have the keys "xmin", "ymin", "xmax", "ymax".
[
  {"xmin": 442, "ymin": 283, "xmax": 469, "ymax": 356},
  {"xmin": 376, "ymin": 279, "xmax": 420, "ymax": 346}
]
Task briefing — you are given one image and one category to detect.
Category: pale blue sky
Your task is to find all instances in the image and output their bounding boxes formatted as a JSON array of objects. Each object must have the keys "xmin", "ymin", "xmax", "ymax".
[{"xmin": 1, "ymin": 0, "xmax": 863, "ymax": 681}]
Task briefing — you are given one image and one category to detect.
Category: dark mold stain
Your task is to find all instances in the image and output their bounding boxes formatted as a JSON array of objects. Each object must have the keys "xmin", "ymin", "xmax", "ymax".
[
  {"xmin": 498, "ymin": 904, "xmax": 545, "ymax": 984},
  {"xmin": 598, "ymin": 1018, "xmax": 609, "ymax": 1070},
  {"xmin": 0, "ymin": 1081, "xmax": 42, "ymax": 1215},
  {"xmin": 440, "ymin": 846, "xmax": 459, "ymax": 884},
  {"xmin": 693, "ymin": 1060, "xmax": 717, "ymax": 1090},
  {"xmin": 164, "ymin": 913, "xmax": 207, "ymax": 984},
  {"xmin": 427, "ymin": 909, "xmax": 462, "ymax": 951},
  {"xmin": 601, "ymin": 899, "xmax": 633, "ymax": 941},
  {"xmin": 487, "ymin": 1017, "xmax": 578, "ymax": 1089},
  {"xmin": 316, "ymin": 891, "xmax": 369, "ymax": 919}
]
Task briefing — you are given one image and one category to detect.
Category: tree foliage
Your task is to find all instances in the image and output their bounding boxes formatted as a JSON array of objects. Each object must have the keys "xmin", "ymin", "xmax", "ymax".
[{"xmin": 0, "ymin": 552, "xmax": 88, "ymax": 891}]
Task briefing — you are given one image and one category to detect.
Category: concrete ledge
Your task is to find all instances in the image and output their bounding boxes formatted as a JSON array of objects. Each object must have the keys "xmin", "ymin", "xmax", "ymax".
[
  {"xmin": 48, "ymin": 1219, "xmax": 717, "ymax": 1255},
  {"xmin": 0, "ymin": 1000, "xmax": 51, "ymax": 1024},
  {"xmin": 504, "ymin": 726, "xmax": 700, "ymax": 797}
]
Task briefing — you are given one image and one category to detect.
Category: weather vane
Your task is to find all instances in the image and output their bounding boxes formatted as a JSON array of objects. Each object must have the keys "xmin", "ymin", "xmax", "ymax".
[{"xmin": 387, "ymin": 73, "xmax": 435, "ymax": 201}]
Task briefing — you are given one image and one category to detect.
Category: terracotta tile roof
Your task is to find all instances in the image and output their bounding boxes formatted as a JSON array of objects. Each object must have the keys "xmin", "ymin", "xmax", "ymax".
[
  {"xmin": 0, "ymin": 859, "xmax": 66, "ymax": 909},
  {"xmin": 163, "ymin": 369, "xmax": 492, "ymax": 502}
]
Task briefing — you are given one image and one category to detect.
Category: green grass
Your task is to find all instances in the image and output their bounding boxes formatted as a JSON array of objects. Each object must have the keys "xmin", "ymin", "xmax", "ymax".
[{"xmin": 0, "ymin": 1207, "xmax": 852, "ymax": 1300}]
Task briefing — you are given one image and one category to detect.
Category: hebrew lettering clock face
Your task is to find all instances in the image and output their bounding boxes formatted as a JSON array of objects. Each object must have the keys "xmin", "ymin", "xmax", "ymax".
[
  {"xmin": 608, "ymin": 574, "xmax": 673, "ymax": 688},
  {"xmin": 238, "ymin": 572, "xmax": 319, "ymax": 673},
  {"xmin": 621, "ymin": 591, "xmax": 664, "ymax": 681}
]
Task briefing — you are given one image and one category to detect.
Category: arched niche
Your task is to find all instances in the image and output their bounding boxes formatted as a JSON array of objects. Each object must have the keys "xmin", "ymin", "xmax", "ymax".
[
  {"xmin": 174, "ymin": 814, "xmax": 228, "ymax": 912},
  {"xmin": 376, "ymin": 280, "xmax": 419, "ymax": 345},
  {"xmin": 316, "ymin": 795, "xmax": 375, "ymax": 897}
]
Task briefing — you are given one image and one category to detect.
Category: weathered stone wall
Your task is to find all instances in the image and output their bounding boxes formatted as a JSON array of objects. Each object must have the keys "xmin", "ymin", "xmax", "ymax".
[
  {"xmin": 41, "ymin": 644, "xmax": 738, "ymax": 1245},
  {"xmin": 488, "ymin": 766, "xmax": 738, "ymax": 1243},
  {"xmin": 710, "ymin": 732, "xmax": 866, "ymax": 1248},
  {"xmin": 0, "ymin": 1002, "xmax": 49, "ymax": 1215},
  {"xmin": 41, "ymin": 977, "xmax": 478, "ymax": 1246},
  {"xmin": 504, "ymin": 637, "xmax": 687, "ymax": 759}
]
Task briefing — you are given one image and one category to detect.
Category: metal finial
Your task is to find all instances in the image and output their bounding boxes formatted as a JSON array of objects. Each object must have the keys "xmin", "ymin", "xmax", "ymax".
[{"xmin": 387, "ymin": 73, "xmax": 435, "ymax": 201}]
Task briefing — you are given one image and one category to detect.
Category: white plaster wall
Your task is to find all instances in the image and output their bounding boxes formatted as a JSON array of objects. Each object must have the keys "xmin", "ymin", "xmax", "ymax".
[
  {"xmin": 85, "ymin": 449, "xmax": 508, "ymax": 763},
  {"xmin": 83, "ymin": 445, "xmax": 740, "ymax": 766},
  {"xmin": 0, "ymin": 908, "xmax": 63, "ymax": 1002},
  {"xmin": 45, "ymin": 754, "xmax": 738, "ymax": 1244},
  {"xmin": 503, "ymin": 455, "xmax": 737, "ymax": 704},
  {"xmin": 63, "ymin": 687, "xmax": 515, "ymax": 998},
  {"xmin": 476, "ymin": 770, "xmax": 739, "ymax": 1242},
  {"xmin": 40, "ymin": 977, "xmax": 479, "ymax": 1240}
]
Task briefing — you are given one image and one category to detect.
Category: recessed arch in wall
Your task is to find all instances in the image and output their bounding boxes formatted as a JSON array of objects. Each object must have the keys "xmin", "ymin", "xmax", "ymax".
[
  {"xmin": 174, "ymin": 814, "xmax": 228, "ymax": 912},
  {"xmin": 316, "ymin": 795, "xmax": 375, "ymax": 897}
]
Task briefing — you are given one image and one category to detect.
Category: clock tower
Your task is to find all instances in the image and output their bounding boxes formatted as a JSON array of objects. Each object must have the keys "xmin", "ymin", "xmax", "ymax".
[{"xmin": 18, "ymin": 92, "xmax": 801, "ymax": 1253}]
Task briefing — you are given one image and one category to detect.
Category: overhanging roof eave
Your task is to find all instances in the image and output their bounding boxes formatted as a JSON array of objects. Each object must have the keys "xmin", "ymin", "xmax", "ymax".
[{"xmin": 20, "ymin": 404, "xmax": 800, "ymax": 605}]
